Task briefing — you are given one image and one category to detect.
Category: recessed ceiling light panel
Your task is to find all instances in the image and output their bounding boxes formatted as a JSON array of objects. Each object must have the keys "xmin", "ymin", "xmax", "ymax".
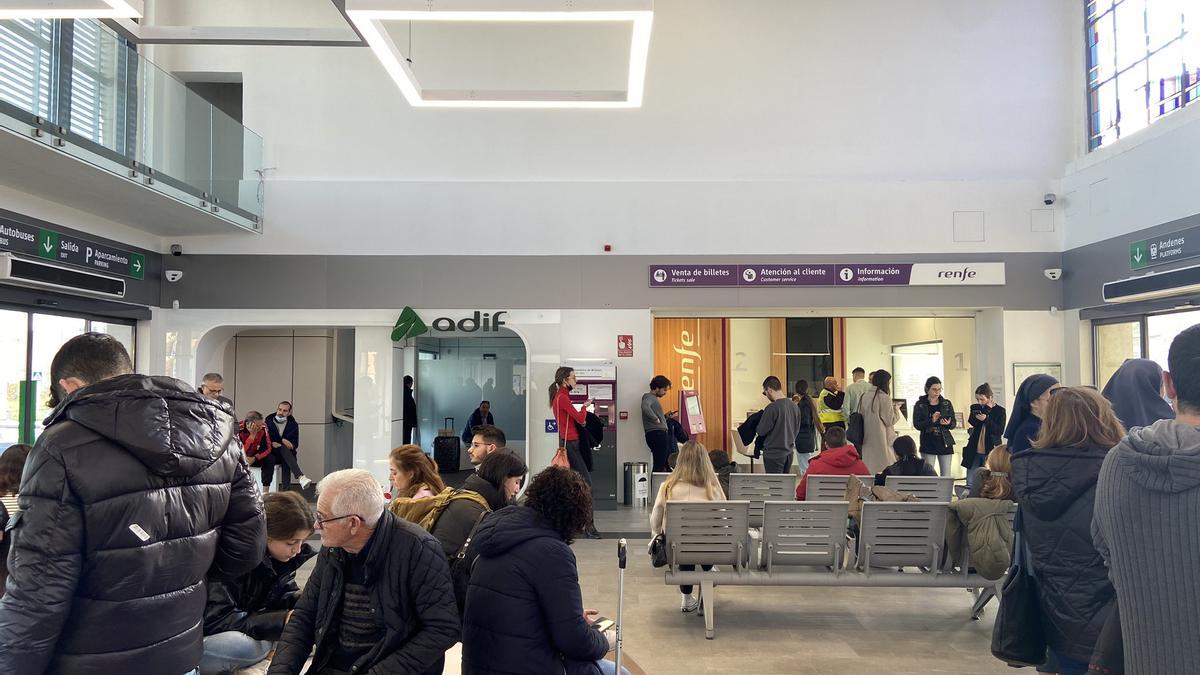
[
  {"xmin": 0, "ymin": 0, "xmax": 143, "ymax": 19},
  {"xmin": 345, "ymin": 0, "xmax": 653, "ymax": 109}
]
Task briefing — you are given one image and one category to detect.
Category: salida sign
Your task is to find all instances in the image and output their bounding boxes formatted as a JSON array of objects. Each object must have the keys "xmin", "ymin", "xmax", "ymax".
[{"xmin": 391, "ymin": 307, "xmax": 508, "ymax": 342}]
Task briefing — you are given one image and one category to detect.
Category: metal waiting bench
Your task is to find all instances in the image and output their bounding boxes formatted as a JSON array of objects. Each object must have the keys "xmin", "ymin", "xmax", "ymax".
[
  {"xmin": 663, "ymin": 499, "xmax": 1004, "ymax": 639},
  {"xmin": 804, "ymin": 474, "xmax": 874, "ymax": 501},
  {"xmin": 728, "ymin": 473, "xmax": 798, "ymax": 528},
  {"xmin": 883, "ymin": 475, "xmax": 958, "ymax": 502}
]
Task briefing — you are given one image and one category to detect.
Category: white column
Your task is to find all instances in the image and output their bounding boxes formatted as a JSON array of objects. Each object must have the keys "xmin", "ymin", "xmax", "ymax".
[{"xmin": 353, "ymin": 326, "xmax": 394, "ymax": 486}]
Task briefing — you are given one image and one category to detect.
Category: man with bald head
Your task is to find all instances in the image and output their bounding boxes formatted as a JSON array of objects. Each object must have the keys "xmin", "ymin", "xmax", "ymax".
[{"xmin": 818, "ymin": 376, "xmax": 847, "ymax": 433}]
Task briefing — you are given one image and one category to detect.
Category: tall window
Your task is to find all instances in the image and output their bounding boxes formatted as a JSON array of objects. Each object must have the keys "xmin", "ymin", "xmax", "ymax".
[
  {"xmin": 1086, "ymin": 0, "xmax": 1197, "ymax": 151},
  {"xmin": 0, "ymin": 19, "xmax": 54, "ymax": 118},
  {"xmin": 0, "ymin": 18, "xmax": 134, "ymax": 151}
]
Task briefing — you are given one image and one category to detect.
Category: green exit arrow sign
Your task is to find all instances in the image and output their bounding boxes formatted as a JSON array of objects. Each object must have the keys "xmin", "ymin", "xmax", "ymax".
[
  {"xmin": 1130, "ymin": 240, "xmax": 1149, "ymax": 270},
  {"xmin": 130, "ymin": 253, "xmax": 145, "ymax": 280},
  {"xmin": 37, "ymin": 229, "xmax": 58, "ymax": 260}
]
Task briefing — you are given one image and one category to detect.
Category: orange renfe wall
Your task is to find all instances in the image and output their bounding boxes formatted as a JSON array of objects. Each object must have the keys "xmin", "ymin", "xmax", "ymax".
[{"xmin": 652, "ymin": 318, "xmax": 728, "ymax": 452}]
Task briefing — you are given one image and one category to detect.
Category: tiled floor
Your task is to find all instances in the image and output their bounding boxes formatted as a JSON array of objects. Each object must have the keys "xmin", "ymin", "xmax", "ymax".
[
  {"xmin": 572, "ymin": 537, "xmax": 1032, "ymax": 675},
  {"xmin": 291, "ymin": 528, "xmax": 1033, "ymax": 675}
]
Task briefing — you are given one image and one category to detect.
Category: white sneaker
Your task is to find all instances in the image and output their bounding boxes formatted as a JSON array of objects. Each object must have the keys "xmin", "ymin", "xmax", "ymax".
[
  {"xmin": 298, "ymin": 476, "xmax": 312, "ymax": 489},
  {"xmin": 680, "ymin": 593, "xmax": 699, "ymax": 613}
]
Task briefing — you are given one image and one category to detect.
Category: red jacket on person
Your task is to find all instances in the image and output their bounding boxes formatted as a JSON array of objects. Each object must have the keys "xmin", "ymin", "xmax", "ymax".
[
  {"xmin": 239, "ymin": 420, "xmax": 272, "ymax": 461},
  {"xmin": 797, "ymin": 444, "xmax": 871, "ymax": 500},
  {"xmin": 552, "ymin": 387, "xmax": 587, "ymax": 442}
]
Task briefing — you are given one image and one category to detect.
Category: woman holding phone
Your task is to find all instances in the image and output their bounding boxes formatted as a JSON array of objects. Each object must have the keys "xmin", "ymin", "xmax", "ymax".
[
  {"xmin": 962, "ymin": 383, "xmax": 1006, "ymax": 490},
  {"xmin": 549, "ymin": 366, "xmax": 601, "ymax": 539}
]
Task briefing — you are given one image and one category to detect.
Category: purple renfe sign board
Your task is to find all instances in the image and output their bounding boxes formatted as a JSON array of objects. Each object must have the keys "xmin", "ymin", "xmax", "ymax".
[{"xmin": 649, "ymin": 264, "xmax": 914, "ymax": 287}]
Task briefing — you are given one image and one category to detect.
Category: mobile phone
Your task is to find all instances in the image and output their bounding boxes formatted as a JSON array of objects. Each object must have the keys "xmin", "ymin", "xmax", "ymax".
[{"xmin": 590, "ymin": 617, "xmax": 615, "ymax": 633}]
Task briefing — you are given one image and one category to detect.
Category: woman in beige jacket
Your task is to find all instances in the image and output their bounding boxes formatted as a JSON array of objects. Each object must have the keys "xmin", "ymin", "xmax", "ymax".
[
  {"xmin": 650, "ymin": 440, "xmax": 726, "ymax": 613},
  {"xmin": 859, "ymin": 369, "xmax": 900, "ymax": 474}
]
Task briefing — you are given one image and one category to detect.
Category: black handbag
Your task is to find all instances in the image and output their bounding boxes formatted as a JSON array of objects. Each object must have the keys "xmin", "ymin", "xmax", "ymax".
[
  {"xmin": 649, "ymin": 533, "xmax": 668, "ymax": 568},
  {"xmin": 846, "ymin": 412, "xmax": 865, "ymax": 448},
  {"xmin": 990, "ymin": 529, "xmax": 1048, "ymax": 667}
]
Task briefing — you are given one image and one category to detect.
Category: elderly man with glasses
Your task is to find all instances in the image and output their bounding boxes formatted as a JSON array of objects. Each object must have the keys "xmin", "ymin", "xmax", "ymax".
[{"xmin": 267, "ymin": 469, "xmax": 459, "ymax": 675}]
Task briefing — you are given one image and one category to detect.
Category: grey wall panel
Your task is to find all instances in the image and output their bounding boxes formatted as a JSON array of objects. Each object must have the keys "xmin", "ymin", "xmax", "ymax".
[
  {"xmin": 233, "ymin": 336, "xmax": 293, "ymax": 416},
  {"xmin": 1064, "ymin": 212, "xmax": 1200, "ymax": 310},
  {"xmin": 160, "ymin": 251, "xmax": 1065, "ymax": 311},
  {"xmin": 291, "ymin": 336, "xmax": 333, "ymax": 423}
]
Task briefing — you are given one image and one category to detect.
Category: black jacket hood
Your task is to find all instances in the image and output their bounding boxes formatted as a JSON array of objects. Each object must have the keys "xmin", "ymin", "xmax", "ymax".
[
  {"xmin": 463, "ymin": 472, "xmax": 507, "ymax": 512},
  {"xmin": 1012, "ymin": 445, "xmax": 1108, "ymax": 520},
  {"xmin": 473, "ymin": 505, "xmax": 562, "ymax": 557},
  {"xmin": 45, "ymin": 373, "xmax": 235, "ymax": 479}
]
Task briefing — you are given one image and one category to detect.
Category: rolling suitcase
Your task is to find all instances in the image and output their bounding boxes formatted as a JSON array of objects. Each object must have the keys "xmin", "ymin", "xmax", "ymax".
[{"xmin": 434, "ymin": 417, "xmax": 460, "ymax": 473}]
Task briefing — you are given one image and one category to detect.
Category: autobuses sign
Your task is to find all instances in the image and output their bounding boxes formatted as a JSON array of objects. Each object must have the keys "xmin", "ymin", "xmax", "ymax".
[{"xmin": 648, "ymin": 263, "xmax": 1005, "ymax": 287}]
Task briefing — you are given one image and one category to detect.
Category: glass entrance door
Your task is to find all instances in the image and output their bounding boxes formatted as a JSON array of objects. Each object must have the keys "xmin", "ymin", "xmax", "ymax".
[
  {"xmin": 0, "ymin": 309, "xmax": 29, "ymax": 448},
  {"xmin": 0, "ymin": 308, "xmax": 134, "ymax": 450},
  {"xmin": 1095, "ymin": 320, "xmax": 1144, "ymax": 391}
]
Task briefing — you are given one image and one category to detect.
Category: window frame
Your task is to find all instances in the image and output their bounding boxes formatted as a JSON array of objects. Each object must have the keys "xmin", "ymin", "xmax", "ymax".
[{"xmin": 1084, "ymin": 0, "xmax": 1193, "ymax": 151}]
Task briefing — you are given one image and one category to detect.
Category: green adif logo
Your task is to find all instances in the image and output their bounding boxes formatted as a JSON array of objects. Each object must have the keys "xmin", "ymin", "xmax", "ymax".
[{"xmin": 391, "ymin": 307, "xmax": 428, "ymax": 342}]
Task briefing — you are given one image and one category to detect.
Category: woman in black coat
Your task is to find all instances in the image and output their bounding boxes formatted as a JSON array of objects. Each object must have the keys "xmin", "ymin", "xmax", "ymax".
[
  {"xmin": 912, "ymin": 376, "xmax": 956, "ymax": 477},
  {"xmin": 201, "ymin": 491, "xmax": 316, "ymax": 674},
  {"xmin": 962, "ymin": 382, "xmax": 1006, "ymax": 490},
  {"xmin": 462, "ymin": 467, "xmax": 622, "ymax": 675},
  {"xmin": 1011, "ymin": 387, "xmax": 1122, "ymax": 675}
]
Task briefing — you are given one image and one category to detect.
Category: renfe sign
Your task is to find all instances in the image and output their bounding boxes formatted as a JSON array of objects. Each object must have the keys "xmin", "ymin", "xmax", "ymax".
[{"xmin": 648, "ymin": 263, "xmax": 1005, "ymax": 287}]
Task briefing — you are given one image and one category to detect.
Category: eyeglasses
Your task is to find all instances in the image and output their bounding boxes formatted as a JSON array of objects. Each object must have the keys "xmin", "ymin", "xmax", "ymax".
[{"xmin": 314, "ymin": 513, "xmax": 358, "ymax": 528}]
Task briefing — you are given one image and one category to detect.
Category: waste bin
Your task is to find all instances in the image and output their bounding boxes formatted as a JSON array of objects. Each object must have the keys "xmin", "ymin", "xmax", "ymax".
[{"xmin": 623, "ymin": 461, "xmax": 649, "ymax": 507}]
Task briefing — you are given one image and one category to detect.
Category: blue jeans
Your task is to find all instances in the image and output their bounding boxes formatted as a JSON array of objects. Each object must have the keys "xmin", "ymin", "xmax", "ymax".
[
  {"xmin": 596, "ymin": 659, "xmax": 631, "ymax": 675},
  {"xmin": 964, "ymin": 454, "xmax": 985, "ymax": 490},
  {"xmin": 1049, "ymin": 650, "xmax": 1088, "ymax": 675},
  {"xmin": 794, "ymin": 451, "xmax": 811, "ymax": 478},
  {"xmin": 198, "ymin": 632, "xmax": 273, "ymax": 675}
]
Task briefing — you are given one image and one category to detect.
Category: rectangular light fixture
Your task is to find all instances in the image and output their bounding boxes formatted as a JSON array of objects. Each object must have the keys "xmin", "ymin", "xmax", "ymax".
[
  {"xmin": 344, "ymin": 0, "xmax": 653, "ymax": 109},
  {"xmin": 0, "ymin": 0, "xmax": 143, "ymax": 19}
]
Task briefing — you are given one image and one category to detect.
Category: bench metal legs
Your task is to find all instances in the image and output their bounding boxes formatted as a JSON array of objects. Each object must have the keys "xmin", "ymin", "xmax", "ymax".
[
  {"xmin": 969, "ymin": 583, "xmax": 1000, "ymax": 620},
  {"xmin": 701, "ymin": 580, "xmax": 715, "ymax": 639}
]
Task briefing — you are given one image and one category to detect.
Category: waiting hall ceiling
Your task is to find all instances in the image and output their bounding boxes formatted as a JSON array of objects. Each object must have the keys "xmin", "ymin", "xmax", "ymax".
[{"xmin": 345, "ymin": 0, "xmax": 654, "ymax": 108}]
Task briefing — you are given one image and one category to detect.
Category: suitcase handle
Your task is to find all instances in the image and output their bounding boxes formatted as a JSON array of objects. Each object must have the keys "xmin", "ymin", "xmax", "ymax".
[{"xmin": 444, "ymin": 417, "xmax": 454, "ymax": 428}]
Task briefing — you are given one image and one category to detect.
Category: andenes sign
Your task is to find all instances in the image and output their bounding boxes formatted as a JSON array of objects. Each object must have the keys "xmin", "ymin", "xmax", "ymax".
[{"xmin": 392, "ymin": 307, "xmax": 508, "ymax": 342}]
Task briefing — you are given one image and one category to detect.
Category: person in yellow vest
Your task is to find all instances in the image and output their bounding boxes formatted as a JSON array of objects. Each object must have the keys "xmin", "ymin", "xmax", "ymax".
[{"xmin": 818, "ymin": 376, "xmax": 847, "ymax": 431}]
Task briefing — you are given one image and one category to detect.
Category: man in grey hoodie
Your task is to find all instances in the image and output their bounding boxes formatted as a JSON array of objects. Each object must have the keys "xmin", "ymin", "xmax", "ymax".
[
  {"xmin": 642, "ymin": 375, "xmax": 674, "ymax": 471},
  {"xmin": 1092, "ymin": 323, "xmax": 1200, "ymax": 675},
  {"xmin": 756, "ymin": 376, "xmax": 804, "ymax": 474}
]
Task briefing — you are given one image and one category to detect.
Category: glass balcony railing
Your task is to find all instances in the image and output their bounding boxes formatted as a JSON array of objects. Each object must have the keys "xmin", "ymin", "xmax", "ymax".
[{"xmin": 0, "ymin": 18, "xmax": 264, "ymax": 227}]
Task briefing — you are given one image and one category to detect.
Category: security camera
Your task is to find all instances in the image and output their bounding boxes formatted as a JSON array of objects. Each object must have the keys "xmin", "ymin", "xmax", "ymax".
[
  {"xmin": 170, "ymin": 244, "xmax": 182, "ymax": 257},
  {"xmin": 165, "ymin": 270, "xmax": 184, "ymax": 282},
  {"xmin": 1043, "ymin": 193, "xmax": 1057, "ymax": 206},
  {"xmin": 1044, "ymin": 268, "xmax": 1063, "ymax": 281}
]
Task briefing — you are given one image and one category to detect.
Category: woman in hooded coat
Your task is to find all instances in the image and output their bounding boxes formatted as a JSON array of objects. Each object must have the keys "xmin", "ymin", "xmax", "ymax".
[
  {"xmin": 1101, "ymin": 358, "xmax": 1174, "ymax": 430},
  {"xmin": 1004, "ymin": 374, "xmax": 1060, "ymax": 453}
]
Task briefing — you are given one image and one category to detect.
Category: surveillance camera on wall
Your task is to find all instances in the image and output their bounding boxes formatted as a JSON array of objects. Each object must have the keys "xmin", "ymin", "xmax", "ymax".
[
  {"xmin": 1044, "ymin": 268, "xmax": 1063, "ymax": 281},
  {"xmin": 165, "ymin": 270, "xmax": 184, "ymax": 282},
  {"xmin": 170, "ymin": 244, "xmax": 183, "ymax": 257},
  {"xmin": 1043, "ymin": 193, "xmax": 1057, "ymax": 206}
]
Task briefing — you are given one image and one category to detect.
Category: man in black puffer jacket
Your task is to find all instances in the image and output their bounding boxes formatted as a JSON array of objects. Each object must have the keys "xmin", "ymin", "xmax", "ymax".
[
  {"xmin": 269, "ymin": 469, "xmax": 459, "ymax": 675},
  {"xmin": 0, "ymin": 333, "xmax": 266, "ymax": 674}
]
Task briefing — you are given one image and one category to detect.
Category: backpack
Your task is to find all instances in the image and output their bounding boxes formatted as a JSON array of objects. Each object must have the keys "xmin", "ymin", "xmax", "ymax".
[{"xmin": 389, "ymin": 487, "xmax": 491, "ymax": 532}]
